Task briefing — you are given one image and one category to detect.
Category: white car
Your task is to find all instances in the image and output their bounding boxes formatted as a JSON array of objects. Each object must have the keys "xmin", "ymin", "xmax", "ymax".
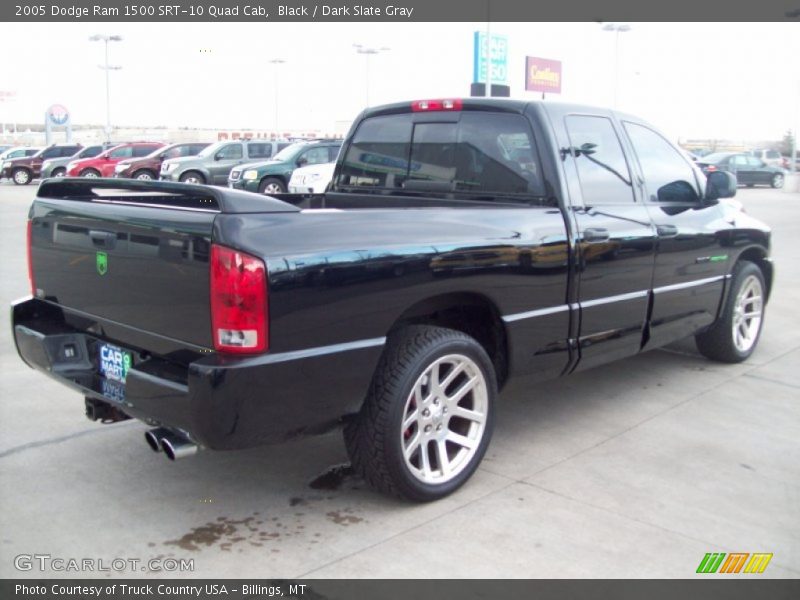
[{"xmin": 288, "ymin": 161, "xmax": 335, "ymax": 194}]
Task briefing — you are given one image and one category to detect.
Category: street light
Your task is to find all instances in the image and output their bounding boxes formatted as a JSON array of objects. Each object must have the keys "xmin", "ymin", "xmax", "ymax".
[
  {"xmin": 353, "ymin": 44, "xmax": 390, "ymax": 107},
  {"xmin": 89, "ymin": 34, "xmax": 122, "ymax": 142},
  {"xmin": 268, "ymin": 59, "xmax": 287, "ymax": 138},
  {"xmin": 601, "ymin": 23, "xmax": 631, "ymax": 109}
]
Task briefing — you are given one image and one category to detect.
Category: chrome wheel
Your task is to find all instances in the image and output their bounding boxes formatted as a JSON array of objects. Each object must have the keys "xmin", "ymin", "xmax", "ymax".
[
  {"xmin": 12, "ymin": 169, "xmax": 31, "ymax": 185},
  {"xmin": 52, "ymin": 168, "xmax": 66, "ymax": 178},
  {"xmin": 262, "ymin": 181, "xmax": 285, "ymax": 194},
  {"xmin": 183, "ymin": 176, "xmax": 201, "ymax": 184},
  {"xmin": 134, "ymin": 171, "xmax": 153, "ymax": 180},
  {"xmin": 81, "ymin": 170, "xmax": 99, "ymax": 178},
  {"xmin": 732, "ymin": 275, "xmax": 763, "ymax": 353},
  {"xmin": 400, "ymin": 354, "xmax": 488, "ymax": 485},
  {"xmin": 771, "ymin": 174, "xmax": 784, "ymax": 189}
]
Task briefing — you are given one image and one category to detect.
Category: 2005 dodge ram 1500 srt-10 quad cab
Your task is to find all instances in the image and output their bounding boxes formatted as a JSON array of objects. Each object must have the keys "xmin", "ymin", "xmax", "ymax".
[{"xmin": 13, "ymin": 98, "xmax": 772, "ymax": 501}]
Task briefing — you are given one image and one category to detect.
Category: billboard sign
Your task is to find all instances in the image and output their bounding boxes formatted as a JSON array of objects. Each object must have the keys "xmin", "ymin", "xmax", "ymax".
[
  {"xmin": 525, "ymin": 57, "xmax": 562, "ymax": 94},
  {"xmin": 473, "ymin": 32, "xmax": 508, "ymax": 85}
]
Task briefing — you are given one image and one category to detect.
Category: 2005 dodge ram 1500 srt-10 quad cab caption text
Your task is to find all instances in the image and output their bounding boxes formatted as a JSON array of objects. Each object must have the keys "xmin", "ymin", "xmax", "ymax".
[{"xmin": 13, "ymin": 98, "xmax": 773, "ymax": 501}]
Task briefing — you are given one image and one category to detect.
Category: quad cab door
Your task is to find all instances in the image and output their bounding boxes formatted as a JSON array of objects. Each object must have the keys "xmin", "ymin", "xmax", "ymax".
[
  {"xmin": 621, "ymin": 120, "xmax": 731, "ymax": 347},
  {"xmin": 562, "ymin": 114, "xmax": 657, "ymax": 371}
]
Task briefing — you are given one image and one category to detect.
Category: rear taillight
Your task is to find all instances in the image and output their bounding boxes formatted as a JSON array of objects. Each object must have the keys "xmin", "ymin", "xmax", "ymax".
[
  {"xmin": 27, "ymin": 219, "xmax": 35, "ymax": 297},
  {"xmin": 705, "ymin": 165, "xmax": 717, "ymax": 172},
  {"xmin": 210, "ymin": 244, "xmax": 268, "ymax": 354},
  {"xmin": 411, "ymin": 99, "xmax": 463, "ymax": 112}
]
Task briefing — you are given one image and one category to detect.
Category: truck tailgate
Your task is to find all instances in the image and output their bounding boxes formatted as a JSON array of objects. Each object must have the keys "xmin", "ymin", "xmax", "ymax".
[{"xmin": 31, "ymin": 196, "xmax": 216, "ymax": 349}]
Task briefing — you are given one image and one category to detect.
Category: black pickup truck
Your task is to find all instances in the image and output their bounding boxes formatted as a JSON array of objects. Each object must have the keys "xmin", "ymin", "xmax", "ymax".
[{"xmin": 13, "ymin": 98, "xmax": 773, "ymax": 501}]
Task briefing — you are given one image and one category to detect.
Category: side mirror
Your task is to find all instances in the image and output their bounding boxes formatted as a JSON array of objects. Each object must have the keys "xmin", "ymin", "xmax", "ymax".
[{"xmin": 706, "ymin": 170, "xmax": 737, "ymax": 201}]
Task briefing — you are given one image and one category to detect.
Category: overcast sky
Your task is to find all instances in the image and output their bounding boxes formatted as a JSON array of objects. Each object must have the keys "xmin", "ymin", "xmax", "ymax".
[{"xmin": 0, "ymin": 21, "xmax": 798, "ymax": 142}]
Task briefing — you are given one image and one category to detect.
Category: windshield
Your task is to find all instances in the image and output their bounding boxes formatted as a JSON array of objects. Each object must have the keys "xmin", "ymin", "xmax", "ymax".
[
  {"xmin": 197, "ymin": 142, "xmax": 227, "ymax": 158},
  {"xmin": 700, "ymin": 153, "xmax": 734, "ymax": 164},
  {"xmin": 272, "ymin": 143, "xmax": 307, "ymax": 162}
]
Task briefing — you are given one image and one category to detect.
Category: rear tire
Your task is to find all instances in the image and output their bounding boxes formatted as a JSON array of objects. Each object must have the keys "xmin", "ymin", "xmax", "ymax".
[
  {"xmin": 770, "ymin": 173, "xmax": 784, "ymax": 189},
  {"xmin": 52, "ymin": 167, "xmax": 66, "ymax": 178},
  {"xmin": 695, "ymin": 261, "xmax": 766, "ymax": 363},
  {"xmin": 12, "ymin": 168, "xmax": 32, "ymax": 185},
  {"xmin": 79, "ymin": 168, "xmax": 100, "ymax": 178},
  {"xmin": 345, "ymin": 325, "xmax": 496, "ymax": 502}
]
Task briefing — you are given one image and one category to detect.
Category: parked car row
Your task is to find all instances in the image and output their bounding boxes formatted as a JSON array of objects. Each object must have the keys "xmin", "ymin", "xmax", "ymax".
[{"xmin": 3, "ymin": 138, "xmax": 343, "ymax": 195}]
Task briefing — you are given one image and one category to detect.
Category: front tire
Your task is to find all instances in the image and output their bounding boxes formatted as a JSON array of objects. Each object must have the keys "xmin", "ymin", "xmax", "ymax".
[
  {"xmin": 345, "ymin": 325, "xmax": 496, "ymax": 502},
  {"xmin": 179, "ymin": 171, "xmax": 205, "ymax": 184},
  {"xmin": 79, "ymin": 168, "xmax": 100, "ymax": 178},
  {"xmin": 259, "ymin": 177, "xmax": 286, "ymax": 194},
  {"xmin": 12, "ymin": 168, "xmax": 32, "ymax": 185},
  {"xmin": 52, "ymin": 167, "xmax": 66, "ymax": 178},
  {"xmin": 132, "ymin": 169, "xmax": 156, "ymax": 181},
  {"xmin": 770, "ymin": 173, "xmax": 784, "ymax": 189},
  {"xmin": 695, "ymin": 261, "xmax": 766, "ymax": 363}
]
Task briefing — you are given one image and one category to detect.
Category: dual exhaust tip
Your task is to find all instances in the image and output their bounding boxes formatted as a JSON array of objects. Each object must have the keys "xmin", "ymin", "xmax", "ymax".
[{"xmin": 145, "ymin": 427, "xmax": 198, "ymax": 461}]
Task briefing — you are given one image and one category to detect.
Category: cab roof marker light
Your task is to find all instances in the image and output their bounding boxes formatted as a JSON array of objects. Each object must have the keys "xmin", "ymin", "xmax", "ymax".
[{"xmin": 411, "ymin": 99, "xmax": 463, "ymax": 112}]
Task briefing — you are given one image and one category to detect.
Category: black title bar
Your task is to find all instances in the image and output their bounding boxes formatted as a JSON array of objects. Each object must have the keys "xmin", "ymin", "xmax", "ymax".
[{"xmin": 3, "ymin": 0, "xmax": 800, "ymax": 22}]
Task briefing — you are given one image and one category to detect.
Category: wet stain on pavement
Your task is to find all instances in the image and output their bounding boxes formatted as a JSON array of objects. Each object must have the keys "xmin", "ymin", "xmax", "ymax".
[{"xmin": 325, "ymin": 508, "xmax": 363, "ymax": 526}]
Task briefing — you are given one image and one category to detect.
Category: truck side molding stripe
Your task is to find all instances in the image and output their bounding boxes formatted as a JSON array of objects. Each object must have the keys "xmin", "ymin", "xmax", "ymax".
[
  {"xmin": 502, "ymin": 304, "xmax": 570, "ymax": 323},
  {"xmin": 503, "ymin": 275, "xmax": 729, "ymax": 323},
  {"xmin": 652, "ymin": 274, "xmax": 728, "ymax": 295},
  {"xmin": 256, "ymin": 337, "xmax": 387, "ymax": 365}
]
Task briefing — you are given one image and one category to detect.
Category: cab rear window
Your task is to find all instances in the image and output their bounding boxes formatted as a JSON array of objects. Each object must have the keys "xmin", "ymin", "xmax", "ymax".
[{"xmin": 337, "ymin": 112, "xmax": 544, "ymax": 200}]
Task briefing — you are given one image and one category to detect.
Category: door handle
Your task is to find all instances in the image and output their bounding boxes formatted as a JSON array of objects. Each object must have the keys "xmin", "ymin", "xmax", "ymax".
[
  {"xmin": 89, "ymin": 230, "xmax": 117, "ymax": 249},
  {"xmin": 656, "ymin": 224, "xmax": 678, "ymax": 238},
  {"xmin": 583, "ymin": 228, "xmax": 610, "ymax": 243}
]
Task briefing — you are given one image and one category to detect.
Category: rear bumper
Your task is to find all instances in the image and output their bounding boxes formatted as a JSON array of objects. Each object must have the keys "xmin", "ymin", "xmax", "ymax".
[{"xmin": 12, "ymin": 297, "xmax": 383, "ymax": 450}]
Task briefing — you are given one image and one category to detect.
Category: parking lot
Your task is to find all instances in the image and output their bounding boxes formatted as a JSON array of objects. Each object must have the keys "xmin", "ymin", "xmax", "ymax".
[{"xmin": 0, "ymin": 181, "xmax": 797, "ymax": 579}]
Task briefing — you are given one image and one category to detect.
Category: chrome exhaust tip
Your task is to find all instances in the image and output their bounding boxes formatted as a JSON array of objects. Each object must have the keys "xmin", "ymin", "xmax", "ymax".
[
  {"xmin": 160, "ymin": 432, "xmax": 198, "ymax": 461},
  {"xmin": 144, "ymin": 427, "xmax": 171, "ymax": 452}
]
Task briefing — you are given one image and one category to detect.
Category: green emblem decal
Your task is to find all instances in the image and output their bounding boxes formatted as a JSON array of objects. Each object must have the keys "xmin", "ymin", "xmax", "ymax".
[{"xmin": 96, "ymin": 251, "xmax": 108, "ymax": 276}]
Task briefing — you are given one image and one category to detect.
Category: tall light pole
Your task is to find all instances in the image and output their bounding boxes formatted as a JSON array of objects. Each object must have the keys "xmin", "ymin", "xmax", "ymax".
[
  {"xmin": 89, "ymin": 34, "xmax": 122, "ymax": 142},
  {"xmin": 268, "ymin": 59, "xmax": 286, "ymax": 138},
  {"xmin": 601, "ymin": 23, "xmax": 631, "ymax": 109},
  {"xmin": 353, "ymin": 44, "xmax": 390, "ymax": 107}
]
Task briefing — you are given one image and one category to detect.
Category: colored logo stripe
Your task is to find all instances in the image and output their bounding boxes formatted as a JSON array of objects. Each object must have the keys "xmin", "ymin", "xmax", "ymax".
[
  {"xmin": 719, "ymin": 553, "xmax": 749, "ymax": 573},
  {"xmin": 744, "ymin": 553, "xmax": 773, "ymax": 574},
  {"xmin": 697, "ymin": 553, "xmax": 726, "ymax": 573},
  {"xmin": 696, "ymin": 552, "xmax": 773, "ymax": 574}
]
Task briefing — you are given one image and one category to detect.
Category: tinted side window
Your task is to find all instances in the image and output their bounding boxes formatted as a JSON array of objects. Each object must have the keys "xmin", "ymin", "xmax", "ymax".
[
  {"xmin": 327, "ymin": 145, "xmax": 340, "ymax": 162},
  {"xmin": 216, "ymin": 144, "xmax": 243, "ymax": 160},
  {"xmin": 41, "ymin": 147, "xmax": 62, "ymax": 159},
  {"xmin": 277, "ymin": 143, "xmax": 292, "ymax": 152},
  {"xmin": 732, "ymin": 155, "xmax": 748, "ymax": 166},
  {"xmin": 747, "ymin": 156, "xmax": 764, "ymax": 168},
  {"xmin": 189, "ymin": 144, "xmax": 208, "ymax": 155},
  {"xmin": 62, "ymin": 146, "xmax": 80, "ymax": 157},
  {"xmin": 565, "ymin": 115, "xmax": 633, "ymax": 205},
  {"xmin": 248, "ymin": 143, "xmax": 272, "ymax": 159},
  {"xmin": 81, "ymin": 146, "xmax": 103, "ymax": 158},
  {"xmin": 300, "ymin": 146, "xmax": 330, "ymax": 166},
  {"xmin": 109, "ymin": 146, "xmax": 133, "ymax": 159},
  {"xmin": 133, "ymin": 145, "xmax": 157, "ymax": 157},
  {"xmin": 623, "ymin": 121, "xmax": 699, "ymax": 203}
]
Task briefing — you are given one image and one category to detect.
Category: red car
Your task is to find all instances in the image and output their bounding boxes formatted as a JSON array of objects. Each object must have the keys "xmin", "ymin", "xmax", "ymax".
[
  {"xmin": 113, "ymin": 142, "xmax": 210, "ymax": 180},
  {"xmin": 66, "ymin": 142, "xmax": 165, "ymax": 178}
]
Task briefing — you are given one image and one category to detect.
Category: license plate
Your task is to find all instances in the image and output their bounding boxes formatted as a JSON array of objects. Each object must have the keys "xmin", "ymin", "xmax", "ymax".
[{"xmin": 98, "ymin": 342, "xmax": 132, "ymax": 384}]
